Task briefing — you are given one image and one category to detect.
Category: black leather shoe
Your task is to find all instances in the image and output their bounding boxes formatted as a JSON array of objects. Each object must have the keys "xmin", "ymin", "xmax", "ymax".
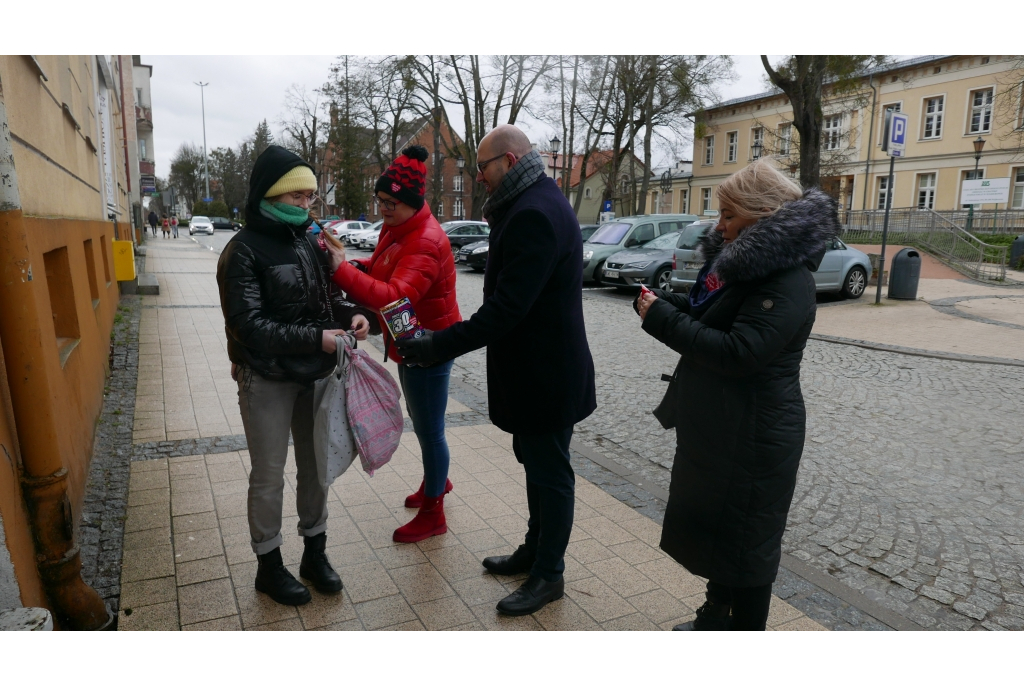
[
  {"xmin": 482, "ymin": 545, "xmax": 536, "ymax": 576},
  {"xmin": 299, "ymin": 533, "xmax": 343, "ymax": 593},
  {"xmin": 672, "ymin": 599, "xmax": 731, "ymax": 631},
  {"xmin": 255, "ymin": 547, "xmax": 312, "ymax": 606},
  {"xmin": 496, "ymin": 575, "xmax": 565, "ymax": 616}
]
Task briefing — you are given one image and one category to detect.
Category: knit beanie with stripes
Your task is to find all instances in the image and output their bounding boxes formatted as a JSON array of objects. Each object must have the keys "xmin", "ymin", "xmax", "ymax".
[{"xmin": 374, "ymin": 145, "xmax": 428, "ymax": 210}]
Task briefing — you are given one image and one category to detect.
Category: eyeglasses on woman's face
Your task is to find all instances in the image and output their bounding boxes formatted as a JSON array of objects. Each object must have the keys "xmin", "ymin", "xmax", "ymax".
[{"xmin": 284, "ymin": 191, "xmax": 318, "ymax": 206}]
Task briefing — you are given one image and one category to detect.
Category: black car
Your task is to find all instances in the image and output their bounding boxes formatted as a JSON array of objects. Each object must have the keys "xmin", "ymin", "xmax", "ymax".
[
  {"xmin": 210, "ymin": 216, "xmax": 241, "ymax": 231},
  {"xmin": 442, "ymin": 221, "xmax": 490, "ymax": 254},
  {"xmin": 456, "ymin": 239, "xmax": 489, "ymax": 272}
]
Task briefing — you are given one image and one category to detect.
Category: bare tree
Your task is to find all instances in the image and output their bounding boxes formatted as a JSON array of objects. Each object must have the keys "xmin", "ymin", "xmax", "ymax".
[{"xmin": 996, "ymin": 56, "xmax": 1024, "ymax": 160}]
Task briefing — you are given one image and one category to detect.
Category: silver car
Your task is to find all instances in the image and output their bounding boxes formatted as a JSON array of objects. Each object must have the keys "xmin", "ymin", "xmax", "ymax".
[
  {"xmin": 583, "ymin": 214, "xmax": 698, "ymax": 284},
  {"xmin": 671, "ymin": 228, "xmax": 872, "ymax": 299},
  {"xmin": 188, "ymin": 215, "xmax": 214, "ymax": 235}
]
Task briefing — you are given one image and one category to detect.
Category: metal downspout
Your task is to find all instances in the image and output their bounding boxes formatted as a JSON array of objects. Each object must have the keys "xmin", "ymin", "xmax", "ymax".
[
  {"xmin": 861, "ymin": 75, "xmax": 878, "ymax": 212},
  {"xmin": 0, "ymin": 70, "xmax": 112, "ymax": 631}
]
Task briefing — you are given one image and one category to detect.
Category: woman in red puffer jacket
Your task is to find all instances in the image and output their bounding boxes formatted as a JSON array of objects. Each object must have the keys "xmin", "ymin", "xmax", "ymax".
[{"xmin": 326, "ymin": 145, "xmax": 461, "ymax": 545}]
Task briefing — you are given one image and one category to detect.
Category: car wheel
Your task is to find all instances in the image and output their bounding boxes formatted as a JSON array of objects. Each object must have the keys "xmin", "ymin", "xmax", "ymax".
[
  {"xmin": 653, "ymin": 267, "xmax": 672, "ymax": 291},
  {"xmin": 842, "ymin": 266, "xmax": 867, "ymax": 299},
  {"xmin": 592, "ymin": 261, "xmax": 605, "ymax": 286},
  {"xmin": 451, "ymin": 244, "xmax": 461, "ymax": 256}
]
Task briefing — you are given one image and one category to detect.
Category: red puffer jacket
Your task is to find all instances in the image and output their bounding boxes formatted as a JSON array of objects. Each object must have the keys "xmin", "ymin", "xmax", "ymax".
[{"xmin": 332, "ymin": 205, "xmax": 462, "ymax": 362}]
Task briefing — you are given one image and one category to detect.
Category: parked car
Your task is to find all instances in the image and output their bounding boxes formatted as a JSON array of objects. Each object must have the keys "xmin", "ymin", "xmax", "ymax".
[
  {"xmin": 188, "ymin": 216, "xmax": 214, "ymax": 236},
  {"xmin": 582, "ymin": 214, "xmax": 698, "ymax": 284},
  {"xmin": 344, "ymin": 222, "xmax": 380, "ymax": 247},
  {"xmin": 456, "ymin": 239, "xmax": 489, "ymax": 271},
  {"xmin": 602, "ymin": 227, "xmax": 695, "ymax": 290},
  {"xmin": 356, "ymin": 225, "xmax": 383, "ymax": 250},
  {"xmin": 442, "ymin": 221, "xmax": 490, "ymax": 254},
  {"xmin": 326, "ymin": 220, "xmax": 371, "ymax": 240},
  {"xmin": 580, "ymin": 223, "xmax": 600, "ymax": 242},
  {"xmin": 670, "ymin": 227, "xmax": 871, "ymax": 299},
  {"xmin": 209, "ymin": 216, "xmax": 239, "ymax": 231}
]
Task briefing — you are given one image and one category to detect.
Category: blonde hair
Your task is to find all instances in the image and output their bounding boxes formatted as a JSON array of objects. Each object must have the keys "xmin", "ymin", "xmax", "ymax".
[{"xmin": 716, "ymin": 158, "xmax": 803, "ymax": 220}]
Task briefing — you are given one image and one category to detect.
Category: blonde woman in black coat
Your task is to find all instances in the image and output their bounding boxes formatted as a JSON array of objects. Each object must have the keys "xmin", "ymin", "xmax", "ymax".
[{"xmin": 637, "ymin": 159, "xmax": 839, "ymax": 630}]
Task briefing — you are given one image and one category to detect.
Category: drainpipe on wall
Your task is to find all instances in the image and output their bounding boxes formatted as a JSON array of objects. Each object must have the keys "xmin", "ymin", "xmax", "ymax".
[
  {"xmin": 862, "ymin": 74, "xmax": 878, "ymax": 213},
  {"xmin": 0, "ymin": 70, "xmax": 112, "ymax": 631}
]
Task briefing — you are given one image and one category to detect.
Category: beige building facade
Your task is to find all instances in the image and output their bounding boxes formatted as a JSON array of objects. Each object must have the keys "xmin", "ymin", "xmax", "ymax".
[{"xmin": 690, "ymin": 55, "xmax": 1024, "ymax": 218}]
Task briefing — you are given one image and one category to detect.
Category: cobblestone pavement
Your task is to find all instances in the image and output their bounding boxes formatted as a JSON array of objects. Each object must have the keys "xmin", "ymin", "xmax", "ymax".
[{"xmin": 450, "ymin": 268, "xmax": 1024, "ymax": 630}]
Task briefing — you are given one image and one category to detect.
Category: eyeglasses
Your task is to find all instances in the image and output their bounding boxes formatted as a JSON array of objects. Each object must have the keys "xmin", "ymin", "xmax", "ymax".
[
  {"xmin": 376, "ymin": 196, "xmax": 398, "ymax": 211},
  {"xmin": 287, "ymin": 191, "xmax": 318, "ymax": 204},
  {"xmin": 476, "ymin": 152, "xmax": 514, "ymax": 173}
]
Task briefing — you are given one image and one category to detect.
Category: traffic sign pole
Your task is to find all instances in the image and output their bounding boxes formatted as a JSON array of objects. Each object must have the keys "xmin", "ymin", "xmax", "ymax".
[
  {"xmin": 875, "ymin": 154, "xmax": 895, "ymax": 305},
  {"xmin": 875, "ymin": 109, "xmax": 908, "ymax": 305}
]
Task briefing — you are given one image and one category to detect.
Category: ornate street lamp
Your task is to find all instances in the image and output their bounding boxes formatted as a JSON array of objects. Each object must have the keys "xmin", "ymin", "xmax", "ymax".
[
  {"xmin": 659, "ymin": 169, "xmax": 673, "ymax": 214},
  {"xmin": 967, "ymin": 136, "xmax": 986, "ymax": 231},
  {"xmin": 550, "ymin": 135, "xmax": 561, "ymax": 177},
  {"xmin": 751, "ymin": 139, "xmax": 764, "ymax": 161}
]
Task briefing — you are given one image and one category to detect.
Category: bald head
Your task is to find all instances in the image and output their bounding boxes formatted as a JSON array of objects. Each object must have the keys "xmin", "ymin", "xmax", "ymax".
[{"xmin": 480, "ymin": 124, "xmax": 533, "ymax": 159}]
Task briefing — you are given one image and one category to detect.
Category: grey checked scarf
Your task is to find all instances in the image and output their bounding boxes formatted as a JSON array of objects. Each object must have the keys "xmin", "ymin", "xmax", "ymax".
[{"xmin": 481, "ymin": 149, "xmax": 545, "ymax": 221}]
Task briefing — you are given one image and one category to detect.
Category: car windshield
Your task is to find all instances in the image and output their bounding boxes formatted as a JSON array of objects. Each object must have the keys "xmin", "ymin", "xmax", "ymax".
[
  {"xmin": 587, "ymin": 222, "xmax": 631, "ymax": 245},
  {"xmin": 643, "ymin": 231, "xmax": 682, "ymax": 250},
  {"xmin": 580, "ymin": 226, "xmax": 598, "ymax": 241},
  {"xmin": 678, "ymin": 223, "xmax": 712, "ymax": 248},
  {"xmin": 192, "ymin": 216, "xmax": 209, "ymax": 222}
]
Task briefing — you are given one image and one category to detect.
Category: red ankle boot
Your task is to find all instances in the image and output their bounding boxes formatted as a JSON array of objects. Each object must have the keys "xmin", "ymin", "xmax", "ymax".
[
  {"xmin": 404, "ymin": 478, "xmax": 453, "ymax": 508},
  {"xmin": 393, "ymin": 494, "xmax": 447, "ymax": 543}
]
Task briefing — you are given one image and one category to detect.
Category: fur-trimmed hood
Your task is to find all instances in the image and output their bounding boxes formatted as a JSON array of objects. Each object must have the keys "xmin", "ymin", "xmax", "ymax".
[{"xmin": 697, "ymin": 188, "xmax": 840, "ymax": 283}]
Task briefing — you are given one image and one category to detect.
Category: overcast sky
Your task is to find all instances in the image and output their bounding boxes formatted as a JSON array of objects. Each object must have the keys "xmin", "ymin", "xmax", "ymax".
[{"xmin": 146, "ymin": 55, "xmax": 782, "ymax": 179}]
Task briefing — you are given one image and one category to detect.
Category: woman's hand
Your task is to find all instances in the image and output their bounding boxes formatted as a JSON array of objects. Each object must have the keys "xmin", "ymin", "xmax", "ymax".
[
  {"xmin": 321, "ymin": 329, "xmax": 349, "ymax": 353},
  {"xmin": 638, "ymin": 291, "xmax": 658, "ymax": 321},
  {"xmin": 349, "ymin": 314, "xmax": 370, "ymax": 341},
  {"xmin": 325, "ymin": 239, "xmax": 346, "ymax": 274}
]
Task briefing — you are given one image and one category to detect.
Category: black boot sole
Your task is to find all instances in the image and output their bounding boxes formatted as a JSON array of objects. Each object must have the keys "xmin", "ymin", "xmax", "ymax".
[
  {"xmin": 299, "ymin": 567, "xmax": 343, "ymax": 594},
  {"xmin": 496, "ymin": 590, "xmax": 564, "ymax": 617},
  {"xmin": 254, "ymin": 579, "xmax": 312, "ymax": 606}
]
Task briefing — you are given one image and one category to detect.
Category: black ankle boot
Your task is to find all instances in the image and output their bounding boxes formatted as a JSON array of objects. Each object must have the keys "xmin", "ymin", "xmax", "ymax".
[
  {"xmin": 673, "ymin": 599, "xmax": 731, "ymax": 631},
  {"xmin": 299, "ymin": 533, "xmax": 343, "ymax": 593},
  {"xmin": 255, "ymin": 547, "xmax": 311, "ymax": 606}
]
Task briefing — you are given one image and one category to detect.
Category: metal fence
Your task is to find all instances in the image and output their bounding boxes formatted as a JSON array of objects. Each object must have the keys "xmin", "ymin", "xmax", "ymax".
[{"xmin": 838, "ymin": 208, "xmax": 1009, "ymax": 281}]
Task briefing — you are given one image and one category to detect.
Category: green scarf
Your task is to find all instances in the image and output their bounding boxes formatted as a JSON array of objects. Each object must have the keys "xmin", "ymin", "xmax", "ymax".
[{"xmin": 259, "ymin": 199, "xmax": 309, "ymax": 226}]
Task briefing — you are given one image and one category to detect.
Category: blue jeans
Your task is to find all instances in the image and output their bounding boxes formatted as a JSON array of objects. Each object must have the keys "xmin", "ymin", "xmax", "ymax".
[{"xmin": 398, "ymin": 360, "xmax": 453, "ymax": 498}]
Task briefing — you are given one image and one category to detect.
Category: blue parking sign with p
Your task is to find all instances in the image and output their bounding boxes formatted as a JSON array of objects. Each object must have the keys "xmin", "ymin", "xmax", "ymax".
[{"xmin": 886, "ymin": 111, "xmax": 909, "ymax": 157}]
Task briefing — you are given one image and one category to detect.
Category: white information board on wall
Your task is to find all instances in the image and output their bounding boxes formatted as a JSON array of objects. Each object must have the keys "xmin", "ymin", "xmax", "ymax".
[{"xmin": 961, "ymin": 178, "xmax": 1010, "ymax": 205}]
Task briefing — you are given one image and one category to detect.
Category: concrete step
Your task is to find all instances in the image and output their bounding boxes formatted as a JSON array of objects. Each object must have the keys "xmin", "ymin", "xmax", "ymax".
[{"xmin": 137, "ymin": 273, "xmax": 159, "ymax": 295}]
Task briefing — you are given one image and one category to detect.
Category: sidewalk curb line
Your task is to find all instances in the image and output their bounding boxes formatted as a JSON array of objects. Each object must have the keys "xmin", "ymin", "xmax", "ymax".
[{"xmin": 809, "ymin": 333, "xmax": 1024, "ymax": 367}]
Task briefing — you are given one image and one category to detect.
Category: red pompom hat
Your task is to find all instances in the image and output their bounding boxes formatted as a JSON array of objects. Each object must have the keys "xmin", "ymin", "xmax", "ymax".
[{"xmin": 375, "ymin": 145, "xmax": 428, "ymax": 210}]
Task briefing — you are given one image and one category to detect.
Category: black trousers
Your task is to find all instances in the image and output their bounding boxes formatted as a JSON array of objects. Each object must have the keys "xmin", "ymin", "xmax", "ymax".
[
  {"xmin": 706, "ymin": 580, "xmax": 773, "ymax": 631},
  {"xmin": 512, "ymin": 427, "xmax": 575, "ymax": 583}
]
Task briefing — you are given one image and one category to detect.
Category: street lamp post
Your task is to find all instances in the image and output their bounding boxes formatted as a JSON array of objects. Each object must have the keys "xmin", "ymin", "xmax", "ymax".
[
  {"xmin": 456, "ymin": 155, "xmax": 465, "ymax": 219},
  {"xmin": 751, "ymin": 140, "xmax": 764, "ymax": 161},
  {"xmin": 966, "ymin": 136, "xmax": 986, "ymax": 232},
  {"xmin": 194, "ymin": 81, "xmax": 210, "ymax": 203},
  {"xmin": 549, "ymin": 136, "xmax": 561, "ymax": 180}
]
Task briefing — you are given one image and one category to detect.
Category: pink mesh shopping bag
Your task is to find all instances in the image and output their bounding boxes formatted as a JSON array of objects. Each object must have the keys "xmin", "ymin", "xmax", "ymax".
[{"xmin": 346, "ymin": 346, "xmax": 403, "ymax": 475}]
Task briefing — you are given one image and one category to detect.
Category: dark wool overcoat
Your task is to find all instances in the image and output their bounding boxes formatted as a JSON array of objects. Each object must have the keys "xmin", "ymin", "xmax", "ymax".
[
  {"xmin": 641, "ymin": 189, "xmax": 839, "ymax": 587},
  {"xmin": 433, "ymin": 175, "xmax": 597, "ymax": 434}
]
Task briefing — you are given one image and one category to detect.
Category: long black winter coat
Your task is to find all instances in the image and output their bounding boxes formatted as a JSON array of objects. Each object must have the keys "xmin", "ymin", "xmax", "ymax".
[
  {"xmin": 216, "ymin": 145, "xmax": 377, "ymax": 384},
  {"xmin": 641, "ymin": 189, "xmax": 839, "ymax": 587},
  {"xmin": 432, "ymin": 175, "xmax": 596, "ymax": 434}
]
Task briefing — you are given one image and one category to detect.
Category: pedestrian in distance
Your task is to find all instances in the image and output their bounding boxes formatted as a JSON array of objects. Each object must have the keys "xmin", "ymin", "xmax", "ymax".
[
  {"xmin": 324, "ymin": 145, "xmax": 462, "ymax": 544},
  {"xmin": 161, "ymin": 215, "xmax": 170, "ymax": 239},
  {"xmin": 635, "ymin": 159, "xmax": 838, "ymax": 630},
  {"xmin": 148, "ymin": 209, "xmax": 158, "ymax": 237},
  {"xmin": 396, "ymin": 125, "xmax": 597, "ymax": 617},
  {"xmin": 216, "ymin": 145, "xmax": 378, "ymax": 607},
  {"xmin": 170, "ymin": 214, "xmax": 179, "ymax": 239}
]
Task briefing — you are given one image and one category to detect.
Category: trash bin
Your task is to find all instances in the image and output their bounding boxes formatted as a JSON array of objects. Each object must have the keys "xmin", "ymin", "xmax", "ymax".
[
  {"xmin": 888, "ymin": 248, "xmax": 921, "ymax": 300},
  {"xmin": 1011, "ymin": 235, "xmax": 1024, "ymax": 271}
]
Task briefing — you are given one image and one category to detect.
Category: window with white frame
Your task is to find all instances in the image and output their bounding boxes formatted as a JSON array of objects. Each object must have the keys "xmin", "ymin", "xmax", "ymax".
[
  {"xmin": 651, "ymin": 191, "xmax": 659, "ymax": 212},
  {"xmin": 139, "ymin": 139, "xmax": 146, "ymax": 160},
  {"xmin": 962, "ymin": 169, "xmax": 985, "ymax": 208},
  {"xmin": 585, "ymin": 187, "xmax": 593, "ymax": 199},
  {"xmin": 726, "ymin": 132, "xmax": 738, "ymax": 162},
  {"xmin": 452, "ymin": 174, "xmax": 463, "ymax": 192},
  {"xmin": 680, "ymin": 188, "xmax": 689, "ymax": 213},
  {"xmin": 823, "ymin": 114, "xmax": 842, "ymax": 151},
  {"xmin": 876, "ymin": 176, "xmax": 893, "ymax": 210},
  {"xmin": 702, "ymin": 187, "xmax": 712, "ymax": 213},
  {"xmin": 751, "ymin": 127, "xmax": 763, "ymax": 157},
  {"xmin": 436, "ymin": 200, "xmax": 444, "ymax": 217},
  {"xmin": 969, "ymin": 88, "xmax": 994, "ymax": 133},
  {"xmin": 704, "ymin": 136, "xmax": 715, "ymax": 165},
  {"xmin": 1012, "ymin": 168, "xmax": 1024, "ymax": 209},
  {"xmin": 453, "ymin": 198, "xmax": 464, "ymax": 218},
  {"xmin": 777, "ymin": 124, "xmax": 792, "ymax": 155},
  {"xmin": 917, "ymin": 173, "xmax": 936, "ymax": 209},
  {"xmin": 621, "ymin": 178, "xmax": 630, "ymax": 195},
  {"xmin": 923, "ymin": 96, "xmax": 944, "ymax": 139}
]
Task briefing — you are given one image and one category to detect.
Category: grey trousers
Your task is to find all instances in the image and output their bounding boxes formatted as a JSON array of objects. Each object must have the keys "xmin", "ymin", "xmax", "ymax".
[{"xmin": 236, "ymin": 366, "xmax": 328, "ymax": 555}]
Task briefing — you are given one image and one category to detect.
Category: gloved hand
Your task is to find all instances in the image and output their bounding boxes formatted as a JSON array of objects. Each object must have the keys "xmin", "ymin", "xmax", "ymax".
[{"xmin": 394, "ymin": 330, "xmax": 439, "ymax": 366}]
